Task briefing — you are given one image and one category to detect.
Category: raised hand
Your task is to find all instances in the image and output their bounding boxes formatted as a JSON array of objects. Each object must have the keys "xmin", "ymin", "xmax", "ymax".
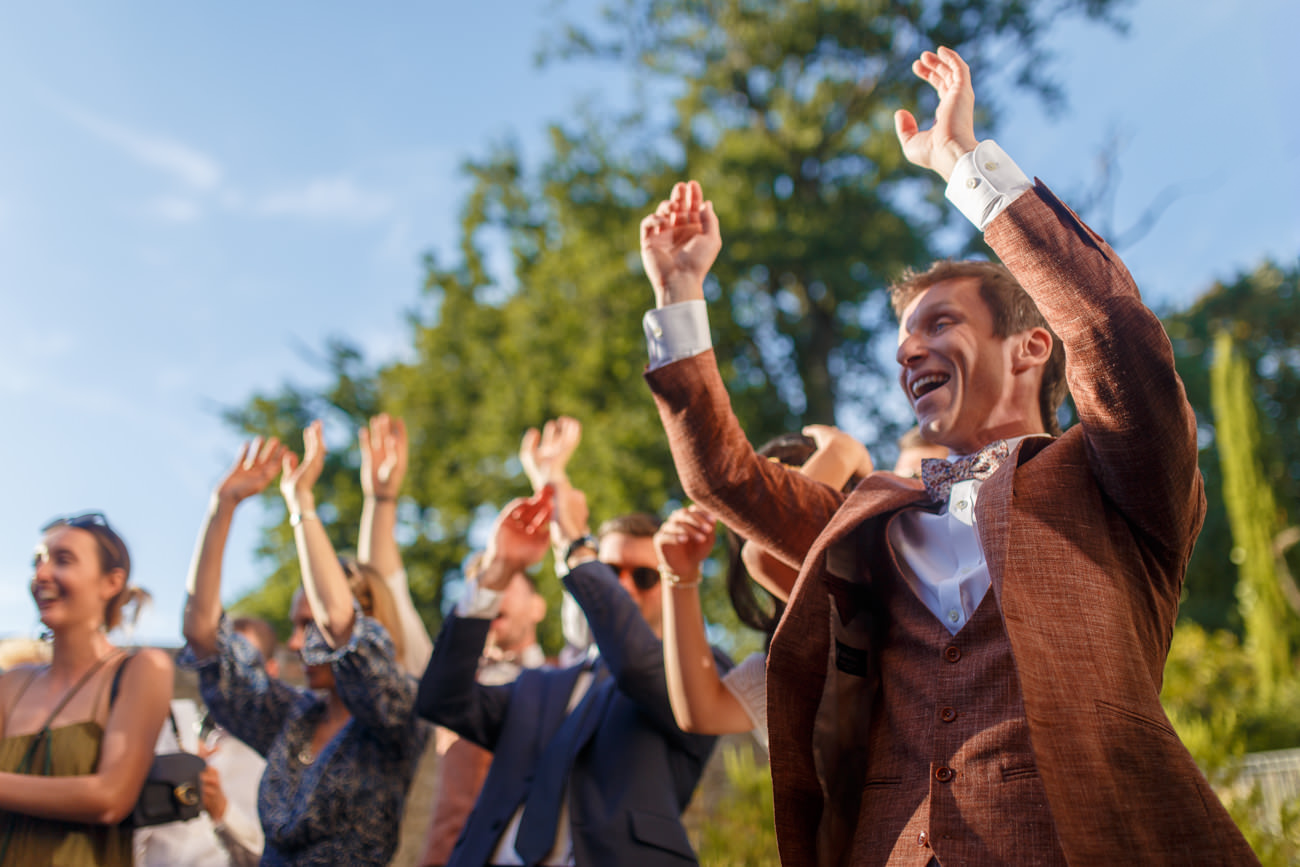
[
  {"xmin": 519, "ymin": 416, "xmax": 582, "ymax": 493},
  {"xmin": 654, "ymin": 506, "xmax": 716, "ymax": 584},
  {"xmin": 893, "ymin": 46, "xmax": 979, "ymax": 182},
  {"xmin": 640, "ymin": 180, "xmax": 722, "ymax": 307},
  {"xmin": 360, "ymin": 414, "xmax": 407, "ymax": 501},
  {"xmin": 281, "ymin": 420, "xmax": 327, "ymax": 513},
  {"xmin": 215, "ymin": 437, "xmax": 285, "ymax": 506},
  {"xmin": 803, "ymin": 424, "xmax": 875, "ymax": 480},
  {"xmin": 482, "ymin": 488, "xmax": 554, "ymax": 587},
  {"xmin": 549, "ymin": 483, "xmax": 592, "ymax": 555}
]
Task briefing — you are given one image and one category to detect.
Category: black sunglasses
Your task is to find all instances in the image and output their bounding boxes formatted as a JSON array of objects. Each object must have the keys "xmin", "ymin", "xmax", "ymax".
[{"xmin": 610, "ymin": 563, "xmax": 660, "ymax": 591}]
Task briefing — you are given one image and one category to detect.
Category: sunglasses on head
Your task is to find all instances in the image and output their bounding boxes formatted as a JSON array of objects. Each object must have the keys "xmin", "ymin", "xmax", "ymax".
[
  {"xmin": 41, "ymin": 512, "xmax": 112, "ymax": 533},
  {"xmin": 40, "ymin": 512, "xmax": 129, "ymax": 573},
  {"xmin": 611, "ymin": 563, "xmax": 660, "ymax": 591}
]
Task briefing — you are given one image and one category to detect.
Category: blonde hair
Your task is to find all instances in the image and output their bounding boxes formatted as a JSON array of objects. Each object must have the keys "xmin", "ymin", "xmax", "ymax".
[{"xmin": 339, "ymin": 558, "xmax": 406, "ymax": 665}]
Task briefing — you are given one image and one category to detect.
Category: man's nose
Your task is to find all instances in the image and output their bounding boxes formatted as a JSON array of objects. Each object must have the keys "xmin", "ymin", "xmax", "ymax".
[{"xmin": 896, "ymin": 332, "xmax": 926, "ymax": 367}]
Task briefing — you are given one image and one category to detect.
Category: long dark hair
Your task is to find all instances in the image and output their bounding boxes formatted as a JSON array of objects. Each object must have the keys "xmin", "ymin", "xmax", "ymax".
[{"xmin": 724, "ymin": 434, "xmax": 816, "ymax": 644}]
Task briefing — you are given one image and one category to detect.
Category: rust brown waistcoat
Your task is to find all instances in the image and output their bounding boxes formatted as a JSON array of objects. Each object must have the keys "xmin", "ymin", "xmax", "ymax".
[{"xmin": 853, "ymin": 563, "xmax": 1067, "ymax": 867}]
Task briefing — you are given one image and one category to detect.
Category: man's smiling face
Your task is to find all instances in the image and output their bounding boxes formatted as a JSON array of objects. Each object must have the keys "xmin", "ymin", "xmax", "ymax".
[{"xmin": 897, "ymin": 276, "xmax": 1022, "ymax": 455}]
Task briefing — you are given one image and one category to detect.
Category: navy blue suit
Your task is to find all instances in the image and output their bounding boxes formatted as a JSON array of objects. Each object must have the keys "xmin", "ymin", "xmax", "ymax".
[{"xmin": 416, "ymin": 561, "xmax": 731, "ymax": 867}]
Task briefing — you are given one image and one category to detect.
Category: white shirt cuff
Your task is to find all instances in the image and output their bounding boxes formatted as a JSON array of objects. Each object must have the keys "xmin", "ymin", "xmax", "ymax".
[
  {"xmin": 644, "ymin": 300, "xmax": 712, "ymax": 370},
  {"xmin": 945, "ymin": 140, "xmax": 1032, "ymax": 231},
  {"xmin": 456, "ymin": 578, "xmax": 503, "ymax": 619}
]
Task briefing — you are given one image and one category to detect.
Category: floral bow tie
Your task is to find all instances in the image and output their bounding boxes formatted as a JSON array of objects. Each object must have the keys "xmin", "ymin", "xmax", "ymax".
[{"xmin": 919, "ymin": 440, "xmax": 1010, "ymax": 502}]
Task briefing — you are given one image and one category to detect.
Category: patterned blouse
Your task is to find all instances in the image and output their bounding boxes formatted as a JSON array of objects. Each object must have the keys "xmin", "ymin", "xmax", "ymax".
[{"xmin": 179, "ymin": 612, "xmax": 428, "ymax": 867}]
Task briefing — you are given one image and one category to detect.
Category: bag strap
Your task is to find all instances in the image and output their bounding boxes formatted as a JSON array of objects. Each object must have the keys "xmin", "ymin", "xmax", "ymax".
[
  {"xmin": 109, "ymin": 652, "xmax": 182, "ymax": 746},
  {"xmin": 34, "ymin": 651, "xmax": 121, "ymax": 736}
]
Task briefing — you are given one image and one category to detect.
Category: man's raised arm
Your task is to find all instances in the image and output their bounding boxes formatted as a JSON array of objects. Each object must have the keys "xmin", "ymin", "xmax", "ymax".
[{"xmin": 639, "ymin": 181, "xmax": 844, "ymax": 571}]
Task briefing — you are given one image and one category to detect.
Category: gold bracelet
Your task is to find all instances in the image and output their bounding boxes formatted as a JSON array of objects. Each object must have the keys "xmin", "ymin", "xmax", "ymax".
[
  {"xmin": 659, "ymin": 566, "xmax": 702, "ymax": 588},
  {"xmin": 289, "ymin": 511, "xmax": 319, "ymax": 527}
]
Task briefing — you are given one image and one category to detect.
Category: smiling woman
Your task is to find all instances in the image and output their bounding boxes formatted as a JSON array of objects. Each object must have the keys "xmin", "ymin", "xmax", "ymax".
[{"xmin": 0, "ymin": 513, "xmax": 173, "ymax": 866}]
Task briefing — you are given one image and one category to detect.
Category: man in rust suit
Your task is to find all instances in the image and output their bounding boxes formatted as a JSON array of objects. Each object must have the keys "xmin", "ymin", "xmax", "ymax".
[{"xmin": 638, "ymin": 47, "xmax": 1258, "ymax": 866}]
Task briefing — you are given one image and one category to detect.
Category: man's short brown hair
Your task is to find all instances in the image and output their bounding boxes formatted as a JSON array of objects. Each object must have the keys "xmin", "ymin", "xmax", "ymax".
[
  {"xmin": 890, "ymin": 260, "xmax": 1067, "ymax": 436},
  {"xmin": 597, "ymin": 513, "xmax": 662, "ymax": 541}
]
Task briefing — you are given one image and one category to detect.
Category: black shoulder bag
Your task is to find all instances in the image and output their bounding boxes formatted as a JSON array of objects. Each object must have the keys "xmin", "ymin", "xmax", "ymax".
[{"xmin": 110, "ymin": 654, "xmax": 207, "ymax": 827}]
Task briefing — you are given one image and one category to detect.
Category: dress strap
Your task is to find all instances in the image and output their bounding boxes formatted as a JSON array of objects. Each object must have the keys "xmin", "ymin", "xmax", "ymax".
[{"xmin": 100, "ymin": 651, "xmax": 135, "ymax": 720}]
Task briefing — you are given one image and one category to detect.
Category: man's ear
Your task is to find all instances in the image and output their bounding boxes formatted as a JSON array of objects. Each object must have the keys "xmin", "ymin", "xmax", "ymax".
[{"xmin": 1012, "ymin": 327, "xmax": 1053, "ymax": 374}]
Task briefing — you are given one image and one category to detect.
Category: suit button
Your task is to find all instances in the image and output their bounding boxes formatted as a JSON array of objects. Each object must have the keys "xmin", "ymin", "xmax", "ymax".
[
  {"xmin": 935, "ymin": 766, "xmax": 954, "ymax": 783},
  {"xmin": 939, "ymin": 707, "xmax": 957, "ymax": 723},
  {"xmin": 917, "ymin": 831, "xmax": 930, "ymax": 848},
  {"xmin": 944, "ymin": 646, "xmax": 961, "ymax": 662}
]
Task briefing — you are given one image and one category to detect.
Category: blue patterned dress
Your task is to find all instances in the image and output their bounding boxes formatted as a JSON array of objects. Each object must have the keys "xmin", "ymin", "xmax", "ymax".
[{"xmin": 179, "ymin": 612, "xmax": 428, "ymax": 866}]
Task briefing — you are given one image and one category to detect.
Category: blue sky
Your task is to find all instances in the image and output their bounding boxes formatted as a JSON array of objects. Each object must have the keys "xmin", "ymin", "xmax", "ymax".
[{"xmin": 1, "ymin": 0, "xmax": 1296, "ymax": 645}]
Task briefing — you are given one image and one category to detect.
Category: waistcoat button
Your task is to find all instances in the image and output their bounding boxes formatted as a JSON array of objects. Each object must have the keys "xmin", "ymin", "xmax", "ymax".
[
  {"xmin": 917, "ymin": 831, "xmax": 930, "ymax": 848},
  {"xmin": 935, "ymin": 766, "xmax": 954, "ymax": 783},
  {"xmin": 939, "ymin": 707, "xmax": 957, "ymax": 723},
  {"xmin": 944, "ymin": 646, "xmax": 961, "ymax": 662}
]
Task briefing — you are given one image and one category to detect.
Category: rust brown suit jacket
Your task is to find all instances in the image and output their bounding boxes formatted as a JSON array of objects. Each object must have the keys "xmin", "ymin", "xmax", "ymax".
[{"xmin": 646, "ymin": 184, "xmax": 1259, "ymax": 866}]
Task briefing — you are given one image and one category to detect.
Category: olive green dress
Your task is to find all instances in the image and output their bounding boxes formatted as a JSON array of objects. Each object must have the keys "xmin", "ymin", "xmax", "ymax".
[{"xmin": 0, "ymin": 667, "xmax": 133, "ymax": 866}]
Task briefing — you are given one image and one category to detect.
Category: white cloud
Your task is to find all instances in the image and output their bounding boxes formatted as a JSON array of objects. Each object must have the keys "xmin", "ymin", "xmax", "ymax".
[
  {"xmin": 252, "ymin": 177, "xmax": 393, "ymax": 222},
  {"xmin": 56, "ymin": 103, "xmax": 222, "ymax": 192}
]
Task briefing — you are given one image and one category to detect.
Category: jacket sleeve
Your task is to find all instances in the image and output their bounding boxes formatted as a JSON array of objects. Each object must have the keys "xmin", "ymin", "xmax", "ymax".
[
  {"xmin": 415, "ymin": 612, "xmax": 514, "ymax": 751},
  {"xmin": 564, "ymin": 560, "xmax": 731, "ymax": 755},
  {"xmin": 986, "ymin": 183, "xmax": 1205, "ymax": 571},
  {"xmin": 299, "ymin": 611, "xmax": 421, "ymax": 746},
  {"xmin": 645, "ymin": 349, "xmax": 847, "ymax": 571}
]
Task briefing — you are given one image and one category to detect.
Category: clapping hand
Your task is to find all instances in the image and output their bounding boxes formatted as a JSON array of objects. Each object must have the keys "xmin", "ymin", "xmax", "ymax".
[
  {"xmin": 360, "ymin": 414, "xmax": 407, "ymax": 501},
  {"xmin": 519, "ymin": 416, "xmax": 582, "ymax": 493},
  {"xmin": 803, "ymin": 424, "xmax": 875, "ymax": 479},
  {"xmin": 482, "ymin": 488, "xmax": 554, "ymax": 589},
  {"xmin": 281, "ymin": 420, "xmax": 326, "ymax": 514},
  {"xmin": 640, "ymin": 180, "xmax": 722, "ymax": 307},
  {"xmin": 215, "ymin": 437, "xmax": 285, "ymax": 507},
  {"xmin": 654, "ymin": 506, "xmax": 716, "ymax": 585}
]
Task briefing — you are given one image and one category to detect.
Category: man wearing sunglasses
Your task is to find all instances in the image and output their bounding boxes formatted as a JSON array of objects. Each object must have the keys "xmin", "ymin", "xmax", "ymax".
[{"xmin": 417, "ymin": 480, "xmax": 731, "ymax": 867}]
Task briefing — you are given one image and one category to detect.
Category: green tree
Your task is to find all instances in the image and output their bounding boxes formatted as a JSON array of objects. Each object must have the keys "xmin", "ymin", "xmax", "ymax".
[
  {"xmin": 228, "ymin": 0, "xmax": 1129, "ymax": 644},
  {"xmin": 549, "ymin": 0, "xmax": 1127, "ymax": 438},
  {"xmin": 1165, "ymin": 261, "xmax": 1300, "ymax": 633},
  {"xmin": 1211, "ymin": 331, "xmax": 1295, "ymax": 700}
]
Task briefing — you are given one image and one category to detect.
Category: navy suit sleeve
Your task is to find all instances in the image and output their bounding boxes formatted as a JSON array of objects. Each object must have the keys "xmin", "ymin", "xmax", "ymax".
[
  {"xmin": 564, "ymin": 560, "xmax": 733, "ymax": 754},
  {"xmin": 415, "ymin": 611, "xmax": 514, "ymax": 751}
]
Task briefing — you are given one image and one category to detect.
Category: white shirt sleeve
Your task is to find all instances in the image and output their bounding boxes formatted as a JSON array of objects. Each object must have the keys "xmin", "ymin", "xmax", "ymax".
[
  {"xmin": 945, "ymin": 140, "xmax": 1033, "ymax": 231},
  {"xmin": 720, "ymin": 651, "xmax": 769, "ymax": 752},
  {"xmin": 380, "ymin": 566, "xmax": 434, "ymax": 677},
  {"xmin": 455, "ymin": 577, "xmax": 504, "ymax": 619},
  {"xmin": 643, "ymin": 299, "xmax": 712, "ymax": 370},
  {"xmin": 214, "ymin": 802, "xmax": 264, "ymax": 867}
]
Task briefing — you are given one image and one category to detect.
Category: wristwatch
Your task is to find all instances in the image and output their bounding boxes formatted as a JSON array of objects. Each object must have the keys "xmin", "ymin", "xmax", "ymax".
[{"xmin": 562, "ymin": 535, "xmax": 599, "ymax": 571}]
